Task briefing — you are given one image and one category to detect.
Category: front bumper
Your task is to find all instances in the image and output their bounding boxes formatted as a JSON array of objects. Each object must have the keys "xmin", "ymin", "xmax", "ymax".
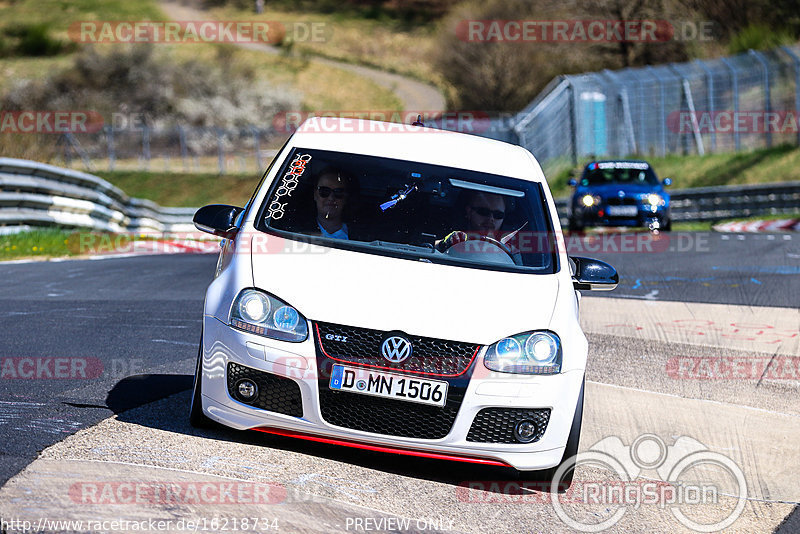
[
  {"xmin": 572, "ymin": 203, "xmax": 669, "ymax": 228},
  {"xmin": 199, "ymin": 316, "xmax": 585, "ymax": 471}
]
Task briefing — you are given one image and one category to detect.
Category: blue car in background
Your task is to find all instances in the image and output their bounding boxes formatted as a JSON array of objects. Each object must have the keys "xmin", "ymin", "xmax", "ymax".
[{"xmin": 567, "ymin": 160, "xmax": 672, "ymax": 232}]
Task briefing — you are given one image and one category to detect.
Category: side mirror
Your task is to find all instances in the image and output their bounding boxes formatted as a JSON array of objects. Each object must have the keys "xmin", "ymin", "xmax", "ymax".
[
  {"xmin": 571, "ymin": 256, "xmax": 618, "ymax": 291},
  {"xmin": 193, "ymin": 204, "xmax": 244, "ymax": 239},
  {"xmin": 568, "ymin": 178, "xmax": 578, "ymax": 187},
  {"xmin": 662, "ymin": 177, "xmax": 672, "ymax": 186}
]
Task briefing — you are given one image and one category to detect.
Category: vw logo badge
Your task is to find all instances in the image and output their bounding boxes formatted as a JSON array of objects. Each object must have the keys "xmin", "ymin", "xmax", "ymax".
[{"xmin": 381, "ymin": 335, "xmax": 412, "ymax": 363}]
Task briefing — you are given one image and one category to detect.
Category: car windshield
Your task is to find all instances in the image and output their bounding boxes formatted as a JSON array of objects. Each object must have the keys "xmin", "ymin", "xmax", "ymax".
[
  {"xmin": 581, "ymin": 162, "xmax": 659, "ymax": 186},
  {"xmin": 257, "ymin": 147, "xmax": 557, "ymax": 273}
]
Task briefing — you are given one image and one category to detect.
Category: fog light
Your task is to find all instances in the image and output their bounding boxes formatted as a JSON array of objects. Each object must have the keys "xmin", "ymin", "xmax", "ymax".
[
  {"xmin": 236, "ymin": 379, "xmax": 258, "ymax": 401},
  {"xmin": 514, "ymin": 420, "xmax": 538, "ymax": 443}
]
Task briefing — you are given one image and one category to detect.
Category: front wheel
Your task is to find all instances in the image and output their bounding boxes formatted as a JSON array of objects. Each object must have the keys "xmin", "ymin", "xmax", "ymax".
[{"xmin": 189, "ymin": 329, "xmax": 214, "ymax": 428}]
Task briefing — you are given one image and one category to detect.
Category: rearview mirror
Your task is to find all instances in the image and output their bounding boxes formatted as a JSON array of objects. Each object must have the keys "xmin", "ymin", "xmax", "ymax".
[
  {"xmin": 571, "ymin": 256, "xmax": 618, "ymax": 291},
  {"xmin": 193, "ymin": 204, "xmax": 244, "ymax": 239},
  {"xmin": 568, "ymin": 178, "xmax": 578, "ymax": 187},
  {"xmin": 662, "ymin": 177, "xmax": 672, "ymax": 186}
]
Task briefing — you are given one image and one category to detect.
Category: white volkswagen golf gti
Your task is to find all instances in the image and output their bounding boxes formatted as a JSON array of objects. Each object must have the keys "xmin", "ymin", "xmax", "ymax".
[{"xmin": 190, "ymin": 117, "xmax": 617, "ymax": 483}]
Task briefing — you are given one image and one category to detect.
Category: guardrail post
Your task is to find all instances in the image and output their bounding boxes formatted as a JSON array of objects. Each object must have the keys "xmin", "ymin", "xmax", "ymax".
[
  {"xmin": 749, "ymin": 49, "xmax": 772, "ymax": 148},
  {"xmin": 252, "ymin": 127, "xmax": 263, "ymax": 171},
  {"xmin": 630, "ymin": 70, "xmax": 648, "ymax": 155},
  {"xmin": 694, "ymin": 59, "xmax": 716, "ymax": 153},
  {"xmin": 780, "ymin": 46, "xmax": 800, "ymax": 146},
  {"xmin": 178, "ymin": 126, "xmax": 188, "ymax": 172},
  {"xmin": 105, "ymin": 126, "xmax": 115, "ymax": 171},
  {"xmin": 646, "ymin": 66, "xmax": 669, "ymax": 156},
  {"xmin": 216, "ymin": 127, "xmax": 225, "ymax": 175},
  {"xmin": 567, "ymin": 83, "xmax": 577, "ymax": 165},
  {"xmin": 142, "ymin": 124, "xmax": 151, "ymax": 171},
  {"xmin": 670, "ymin": 71, "xmax": 704, "ymax": 156},
  {"xmin": 720, "ymin": 57, "xmax": 741, "ymax": 152}
]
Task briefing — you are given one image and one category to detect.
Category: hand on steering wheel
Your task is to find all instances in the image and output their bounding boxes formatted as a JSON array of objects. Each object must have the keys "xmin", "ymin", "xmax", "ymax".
[
  {"xmin": 438, "ymin": 231, "xmax": 468, "ymax": 251},
  {"xmin": 439, "ymin": 232, "xmax": 516, "ymax": 261}
]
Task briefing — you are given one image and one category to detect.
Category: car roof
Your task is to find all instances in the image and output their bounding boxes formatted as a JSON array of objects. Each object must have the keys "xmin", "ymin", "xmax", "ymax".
[
  {"xmin": 585, "ymin": 159, "xmax": 651, "ymax": 168},
  {"xmin": 289, "ymin": 117, "xmax": 545, "ymax": 183}
]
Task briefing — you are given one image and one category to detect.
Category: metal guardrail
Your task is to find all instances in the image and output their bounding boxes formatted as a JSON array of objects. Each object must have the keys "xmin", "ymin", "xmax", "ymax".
[
  {"xmin": 554, "ymin": 181, "xmax": 800, "ymax": 223},
  {"xmin": 0, "ymin": 158, "xmax": 196, "ymax": 233},
  {"xmin": 2, "ymin": 158, "xmax": 798, "ymax": 234}
]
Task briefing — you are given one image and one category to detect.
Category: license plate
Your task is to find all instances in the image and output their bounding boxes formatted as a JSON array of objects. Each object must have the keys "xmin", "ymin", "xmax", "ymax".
[
  {"xmin": 329, "ymin": 364, "xmax": 448, "ymax": 407},
  {"xmin": 607, "ymin": 205, "xmax": 638, "ymax": 216}
]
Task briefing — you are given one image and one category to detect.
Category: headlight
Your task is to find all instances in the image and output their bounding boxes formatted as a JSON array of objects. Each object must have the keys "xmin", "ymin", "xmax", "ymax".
[
  {"xmin": 484, "ymin": 331, "xmax": 561, "ymax": 374},
  {"xmin": 230, "ymin": 289, "xmax": 308, "ymax": 342},
  {"xmin": 580, "ymin": 194, "xmax": 598, "ymax": 207},
  {"xmin": 645, "ymin": 193, "xmax": 664, "ymax": 206}
]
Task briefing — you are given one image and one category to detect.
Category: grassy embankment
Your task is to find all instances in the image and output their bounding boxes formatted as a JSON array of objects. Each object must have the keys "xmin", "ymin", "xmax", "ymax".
[{"xmin": 0, "ymin": 0, "xmax": 403, "ymax": 127}]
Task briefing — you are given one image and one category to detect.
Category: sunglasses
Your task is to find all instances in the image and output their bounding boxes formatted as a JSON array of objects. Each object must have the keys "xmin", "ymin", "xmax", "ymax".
[
  {"xmin": 317, "ymin": 186, "xmax": 347, "ymax": 199},
  {"xmin": 470, "ymin": 206, "xmax": 505, "ymax": 219}
]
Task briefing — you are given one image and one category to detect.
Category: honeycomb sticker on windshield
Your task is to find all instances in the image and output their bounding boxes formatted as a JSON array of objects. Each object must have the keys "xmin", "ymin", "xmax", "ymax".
[{"xmin": 267, "ymin": 153, "xmax": 311, "ymax": 220}]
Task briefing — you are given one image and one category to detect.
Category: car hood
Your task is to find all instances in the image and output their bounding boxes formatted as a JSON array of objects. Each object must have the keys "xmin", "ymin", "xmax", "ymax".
[
  {"xmin": 575, "ymin": 183, "xmax": 665, "ymax": 198},
  {"xmin": 250, "ymin": 236, "xmax": 560, "ymax": 345}
]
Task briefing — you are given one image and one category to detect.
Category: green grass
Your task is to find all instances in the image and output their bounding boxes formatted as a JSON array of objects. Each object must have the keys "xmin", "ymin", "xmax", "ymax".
[
  {"xmin": 547, "ymin": 144, "xmax": 800, "ymax": 199},
  {"xmin": 100, "ymin": 170, "xmax": 259, "ymax": 208},
  {"xmin": 0, "ymin": 228, "xmax": 76, "ymax": 259}
]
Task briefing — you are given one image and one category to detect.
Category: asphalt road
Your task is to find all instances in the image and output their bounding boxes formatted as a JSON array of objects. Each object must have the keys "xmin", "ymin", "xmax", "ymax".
[
  {"xmin": 0, "ymin": 255, "xmax": 212, "ymax": 484},
  {"xmin": 0, "ymin": 235, "xmax": 797, "ymax": 532},
  {"xmin": 1, "ymin": 234, "xmax": 798, "ymax": 485},
  {"xmin": 570, "ymin": 231, "xmax": 799, "ymax": 307}
]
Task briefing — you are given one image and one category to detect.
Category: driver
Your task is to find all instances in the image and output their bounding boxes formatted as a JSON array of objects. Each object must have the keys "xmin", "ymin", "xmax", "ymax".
[{"xmin": 436, "ymin": 191, "xmax": 508, "ymax": 251}]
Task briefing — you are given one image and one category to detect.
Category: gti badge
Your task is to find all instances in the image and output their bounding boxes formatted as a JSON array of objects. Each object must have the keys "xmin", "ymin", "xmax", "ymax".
[
  {"xmin": 381, "ymin": 335, "xmax": 412, "ymax": 363},
  {"xmin": 325, "ymin": 334, "xmax": 348, "ymax": 342}
]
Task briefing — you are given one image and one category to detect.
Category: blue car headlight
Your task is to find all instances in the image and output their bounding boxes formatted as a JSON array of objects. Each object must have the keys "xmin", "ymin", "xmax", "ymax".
[
  {"xmin": 643, "ymin": 193, "xmax": 665, "ymax": 206},
  {"xmin": 230, "ymin": 289, "xmax": 308, "ymax": 342},
  {"xmin": 484, "ymin": 331, "xmax": 562, "ymax": 374}
]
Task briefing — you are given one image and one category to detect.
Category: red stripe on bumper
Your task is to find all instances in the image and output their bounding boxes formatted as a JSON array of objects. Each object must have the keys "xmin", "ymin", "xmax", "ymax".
[{"xmin": 252, "ymin": 427, "xmax": 509, "ymax": 467}]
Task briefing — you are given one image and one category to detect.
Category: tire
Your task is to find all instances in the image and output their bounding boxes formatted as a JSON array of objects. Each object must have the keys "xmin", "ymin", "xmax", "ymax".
[
  {"xmin": 519, "ymin": 379, "xmax": 584, "ymax": 490},
  {"xmin": 189, "ymin": 329, "xmax": 214, "ymax": 428},
  {"xmin": 662, "ymin": 218, "xmax": 672, "ymax": 232}
]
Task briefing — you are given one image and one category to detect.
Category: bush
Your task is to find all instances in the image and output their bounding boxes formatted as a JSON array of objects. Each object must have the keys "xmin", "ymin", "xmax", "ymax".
[
  {"xmin": 728, "ymin": 24, "xmax": 797, "ymax": 54},
  {"xmin": 1, "ymin": 44, "xmax": 299, "ymax": 152},
  {"xmin": 2, "ymin": 23, "xmax": 73, "ymax": 57}
]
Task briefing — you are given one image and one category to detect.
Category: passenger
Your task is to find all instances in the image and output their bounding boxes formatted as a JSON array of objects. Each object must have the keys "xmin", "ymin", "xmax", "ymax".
[{"xmin": 310, "ymin": 168, "xmax": 357, "ymax": 240}]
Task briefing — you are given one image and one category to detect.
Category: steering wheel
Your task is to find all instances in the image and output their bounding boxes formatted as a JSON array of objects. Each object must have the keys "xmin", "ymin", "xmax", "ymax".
[{"xmin": 442, "ymin": 234, "xmax": 516, "ymax": 262}]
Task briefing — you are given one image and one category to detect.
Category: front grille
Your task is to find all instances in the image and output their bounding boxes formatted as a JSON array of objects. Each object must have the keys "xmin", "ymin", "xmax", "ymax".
[
  {"xmin": 467, "ymin": 408, "xmax": 551, "ymax": 443},
  {"xmin": 606, "ymin": 197, "xmax": 638, "ymax": 206},
  {"xmin": 315, "ymin": 321, "xmax": 479, "ymax": 376},
  {"xmin": 227, "ymin": 362, "xmax": 303, "ymax": 417},
  {"xmin": 318, "ymin": 388, "xmax": 461, "ymax": 439}
]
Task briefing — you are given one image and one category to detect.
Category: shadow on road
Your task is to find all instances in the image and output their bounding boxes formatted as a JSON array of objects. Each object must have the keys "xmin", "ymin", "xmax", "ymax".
[
  {"xmin": 110, "ymin": 378, "xmax": 537, "ymax": 491},
  {"xmin": 106, "ymin": 374, "xmax": 193, "ymax": 414}
]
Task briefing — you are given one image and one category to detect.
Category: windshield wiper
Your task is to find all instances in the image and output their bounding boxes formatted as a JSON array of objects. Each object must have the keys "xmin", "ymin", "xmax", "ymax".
[{"xmin": 365, "ymin": 240, "xmax": 434, "ymax": 255}]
